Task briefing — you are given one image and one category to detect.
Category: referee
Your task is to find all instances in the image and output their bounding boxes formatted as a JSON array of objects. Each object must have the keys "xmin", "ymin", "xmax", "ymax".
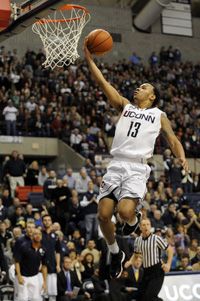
[{"xmin": 133, "ymin": 218, "xmax": 173, "ymax": 301}]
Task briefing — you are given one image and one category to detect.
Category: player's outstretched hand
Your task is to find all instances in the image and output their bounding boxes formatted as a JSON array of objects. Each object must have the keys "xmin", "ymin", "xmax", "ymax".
[
  {"xmin": 83, "ymin": 38, "xmax": 93, "ymax": 61},
  {"xmin": 179, "ymin": 157, "xmax": 189, "ymax": 172}
]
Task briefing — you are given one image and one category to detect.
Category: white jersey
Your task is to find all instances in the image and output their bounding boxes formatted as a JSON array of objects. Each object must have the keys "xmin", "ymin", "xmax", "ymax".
[{"xmin": 110, "ymin": 104, "xmax": 165, "ymax": 160}]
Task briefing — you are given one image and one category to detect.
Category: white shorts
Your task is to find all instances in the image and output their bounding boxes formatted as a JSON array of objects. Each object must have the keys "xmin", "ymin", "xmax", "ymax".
[
  {"xmin": 15, "ymin": 274, "xmax": 43, "ymax": 301},
  {"xmin": 47, "ymin": 273, "xmax": 57, "ymax": 296},
  {"xmin": 97, "ymin": 159, "xmax": 151, "ymax": 202}
]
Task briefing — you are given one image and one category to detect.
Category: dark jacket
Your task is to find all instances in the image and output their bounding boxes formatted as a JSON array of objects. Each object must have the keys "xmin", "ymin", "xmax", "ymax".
[{"xmin": 57, "ymin": 270, "xmax": 82, "ymax": 299}]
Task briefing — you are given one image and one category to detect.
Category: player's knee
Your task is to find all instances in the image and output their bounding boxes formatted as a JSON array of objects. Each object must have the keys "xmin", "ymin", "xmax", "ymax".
[
  {"xmin": 118, "ymin": 206, "xmax": 135, "ymax": 222},
  {"xmin": 97, "ymin": 211, "xmax": 112, "ymax": 224}
]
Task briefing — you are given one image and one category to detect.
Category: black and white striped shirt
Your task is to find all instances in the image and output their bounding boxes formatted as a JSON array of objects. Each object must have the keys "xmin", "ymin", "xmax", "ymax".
[{"xmin": 134, "ymin": 234, "xmax": 168, "ymax": 268}]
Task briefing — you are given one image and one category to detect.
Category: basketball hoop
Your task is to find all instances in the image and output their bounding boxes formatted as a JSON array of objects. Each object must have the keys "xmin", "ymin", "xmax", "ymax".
[{"xmin": 32, "ymin": 4, "xmax": 90, "ymax": 69}]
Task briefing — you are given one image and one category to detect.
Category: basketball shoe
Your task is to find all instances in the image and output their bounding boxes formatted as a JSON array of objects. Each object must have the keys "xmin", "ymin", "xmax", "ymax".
[
  {"xmin": 122, "ymin": 211, "xmax": 142, "ymax": 237},
  {"xmin": 110, "ymin": 250, "xmax": 125, "ymax": 278}
]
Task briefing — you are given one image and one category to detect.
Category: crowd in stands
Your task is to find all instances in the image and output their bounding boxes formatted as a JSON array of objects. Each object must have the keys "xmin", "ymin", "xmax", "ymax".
[
  {"xmin": 0, "ymin": 147, "xmax": 199, "ymax": 300},
  {"xmin": 0, "ymin": 44, "xmax": 199, "ymax": 163},
  {"xmin": 0, "ymin": 44, "xmax": 199, "ymax": 300}
]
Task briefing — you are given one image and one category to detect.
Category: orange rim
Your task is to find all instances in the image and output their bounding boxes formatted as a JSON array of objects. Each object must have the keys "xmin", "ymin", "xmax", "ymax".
[{"xmin": 34, "ymin": 4, "xmax": 89, "ymax": 25}]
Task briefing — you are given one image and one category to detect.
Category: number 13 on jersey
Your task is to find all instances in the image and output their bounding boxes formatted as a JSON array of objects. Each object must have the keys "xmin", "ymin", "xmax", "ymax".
[{"xmin": 127, "ymin": 121, "xmax": 141, "ymax": 138}]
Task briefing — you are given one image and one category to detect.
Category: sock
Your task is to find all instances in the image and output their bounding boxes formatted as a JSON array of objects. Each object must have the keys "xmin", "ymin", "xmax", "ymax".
[
  {"xmin": 108, "ymin": 241, "xmax": 119, "ymax": 254},
  {"xmin": 127, "ymin": 216, "xmax": 138, "ymax": 226}
]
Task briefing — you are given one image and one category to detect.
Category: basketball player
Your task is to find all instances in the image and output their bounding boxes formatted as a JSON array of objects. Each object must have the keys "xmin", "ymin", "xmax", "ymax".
[{"xmin": 84, "ymin": 39, "xmax": 189, "ymax": 279}]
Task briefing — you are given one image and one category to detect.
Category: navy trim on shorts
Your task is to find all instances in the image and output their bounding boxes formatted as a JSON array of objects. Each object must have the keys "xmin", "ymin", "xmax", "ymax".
[{"xmin": 98, "ymin": 187, "xmax": 118, "ymax": 203}]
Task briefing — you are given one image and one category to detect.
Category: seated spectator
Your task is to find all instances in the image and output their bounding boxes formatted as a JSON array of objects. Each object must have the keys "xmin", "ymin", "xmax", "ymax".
[
  {"xmin": 151, "ymin": 209, "xmax": 165, "ymax": 231},
  {"xmin": 81, "ymin": 253, "xmax": 95, "ymax": 281},
  {"xmin": 122, "ymin": 254, "xmax": 143, "ymax": 301},
  {"xmin": 81, "ymin": 240, "xmax": 100, "ymax": 266},
  {"xmin": 188, "ymin": 238, "xmax": 198, "ymax": 260},
  {"xmin": 57, "ymin": 256, "xmax": 88, "ymax": 301},
  {"xmin": 176, "ymin": 254, "xmax": 192, "ymax": 271},
  {"xmin": 191, "ymin": 245, "xmax": 200, "ymax": 265},
  {"xmin": 90, "ymin": 268, "xmax": 110, "ymax": 301},
  {"xmin": 69, "ymin": 250, "xmax": 85, "ymax": 282},
  {"xmin": 192, "ymin": 259, "xmax": 200, "ymax": 271},
  {"xmin": 25, "ymin": 160, "xmax": 39, "ymax": 186}
]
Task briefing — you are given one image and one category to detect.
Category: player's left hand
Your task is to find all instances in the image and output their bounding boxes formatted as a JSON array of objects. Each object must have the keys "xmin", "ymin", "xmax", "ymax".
[
  {"xmin": 179, "ymin": 157, "xmax": 189, "ymax": 172},
  {"xmin": 162, "ymin": 262, "xmax": 171, "ymax": 273}
]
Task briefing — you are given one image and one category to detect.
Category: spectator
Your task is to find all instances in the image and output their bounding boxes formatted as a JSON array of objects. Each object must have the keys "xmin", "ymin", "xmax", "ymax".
[
  {"xmin": 63, "ymin": 168, "xmax": 76, "ymax": 190},
  {"xmin": 25, "ymin": 160, "xmax": 39, "ymax": 186},
  {"xmin": 2, "ymin": 99, "xmax": 18, "ymax": 136},
  {"xmin": 3, "ymin": 150, "xmax": 26, "ymax": 198},
  {"xmin": 53, "ymin": 179, "xmax": 71, "ymax": 232},
  {"xmin": 68, "ymin": 190, "xmax": 84, "ymax": 235},
  {"xmin": 80, "ymin": 181, "xmax": 98, "ymax": 242},
  {"xmin": 181, "ymin": 169, "xmax": 193, "ymax": 193},
  {"xmin": 24, "ymin": 204, "xmax": 34, "ymax": 222},
  {"xmin": 81, "ymin": 253, "xmax": 95, "ymax": 281},
  {"xmin": 81, "ymin": 240, "xmax": 100, "ymax": 266},
  {"xmin": 75, "ymin": 168, "xmax": 91, "ymax": 197},
  {"xmin": 191, "ymin": 245, "xmax": 200, "ymax": 265},
  {"xmin": 0, "ymin": 221, "xmax": 12, "ymax": 248},
  {"xmin": 168, "ymin": 159, "xmax": 182, "ymax": 192},
  {"xmin": 0, "ymin": 198, "xmax": 7, "ymax": 221},
  {"xmin": 162, "ymin": 202, "xmax": 178, "ymax": 227},
  {"xmin": 174, "ymin": 224, "xmax": 190, "ymax": 252},
  {"xmin": 188, "ymin": 238, "xmax": 198, "ymax": 260},
  {"xmin": 42, "ymin": 214, "xmax": 61, "ymax": 301},
  {"xmin": 90, "ymin": 268, "xmax": 110, "ymax": 301},
  {"xmin": 185, "ymin": 208, "xmax": 200, "ymax": 242},
  {"xmin": 151, "ymin": 209, "xmax": 165, "ymax": 231},
  {"xmin": 69, "ymin": 250, "xmax": 85, "ymax": 282},
  {"xmin": 1, "ymin": 188, "xmax": 12, "ymax": 208},
  {"xmin": 43, "ymin": 170, "xmax": 57, "ymax": 201},
  {"xmin": 123, "ymin": 254, "xmax": 143, "ymax": 301},
  {"xmin": 176, "ymin": 254, "xmax": 192, "ymax": 271},
  {"xmin": 57, "ymin": 256, "xmax": 88, "ymax": 301},
  {"xmin": 38, "ymin": 166, "xmax": 48, "ymax": 186}
]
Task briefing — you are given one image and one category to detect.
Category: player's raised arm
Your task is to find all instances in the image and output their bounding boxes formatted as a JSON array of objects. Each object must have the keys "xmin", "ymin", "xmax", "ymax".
[
  {"xmin": 84, "ymin": 38, "xmax": 129, "ymax": 111},
  {"xmin": 161, "ymin": 114, "xmax": 189, "ymax": 171}
]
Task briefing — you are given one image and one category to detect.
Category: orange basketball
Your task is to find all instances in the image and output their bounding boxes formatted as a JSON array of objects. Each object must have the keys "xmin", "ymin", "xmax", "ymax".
[{"xmin": 87, "ymin": 29, "xmax": 113, "ymax": 56}]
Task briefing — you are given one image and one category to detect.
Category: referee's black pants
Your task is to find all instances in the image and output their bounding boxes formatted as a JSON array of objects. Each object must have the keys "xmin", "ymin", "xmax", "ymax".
[{"xmin": 137, "ymin": 263, "xmax": 164, "ymax": 301}]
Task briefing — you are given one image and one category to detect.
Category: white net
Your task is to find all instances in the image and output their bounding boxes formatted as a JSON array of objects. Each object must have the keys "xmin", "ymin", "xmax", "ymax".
[{"xmin": 32, "ymin": 5, "xmax": 90, "ymax": 69}]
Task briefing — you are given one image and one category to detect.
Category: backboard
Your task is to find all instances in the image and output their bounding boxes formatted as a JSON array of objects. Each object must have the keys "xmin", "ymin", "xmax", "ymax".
[{"xmin": 0, "ymin": 0, "xmax": 68, "ymax": 43}]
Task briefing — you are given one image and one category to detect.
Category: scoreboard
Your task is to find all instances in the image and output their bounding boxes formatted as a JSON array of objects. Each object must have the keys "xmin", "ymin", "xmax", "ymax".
[{"xmin": 161, "ymin": 0, "xmax": 192, "ymax": 37}]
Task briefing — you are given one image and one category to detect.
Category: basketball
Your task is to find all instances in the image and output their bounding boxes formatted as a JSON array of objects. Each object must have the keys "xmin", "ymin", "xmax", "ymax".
[{"xmin": 87, "ymin": 29, "xmax": 113, "ymax": 55}]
